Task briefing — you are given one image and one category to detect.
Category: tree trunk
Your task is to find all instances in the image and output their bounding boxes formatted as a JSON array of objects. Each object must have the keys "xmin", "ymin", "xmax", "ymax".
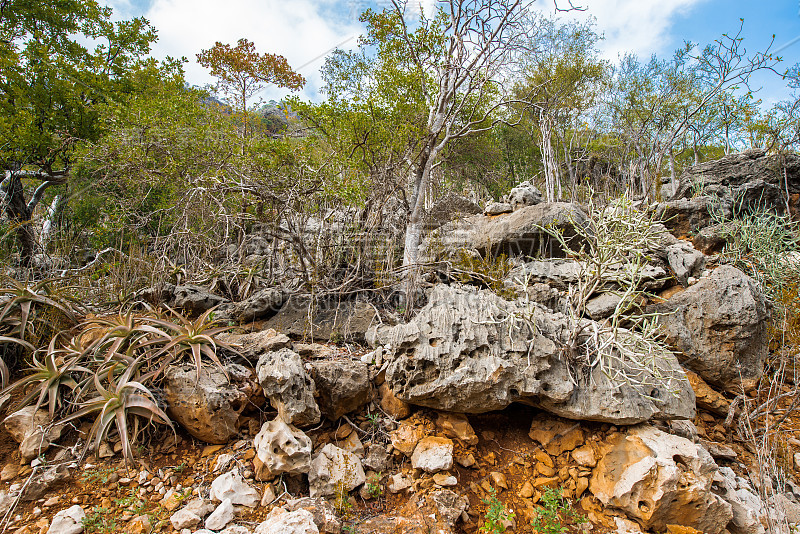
[{"xmin": 2, "ymin": 173, "xmax": 37, "ymax": 266}]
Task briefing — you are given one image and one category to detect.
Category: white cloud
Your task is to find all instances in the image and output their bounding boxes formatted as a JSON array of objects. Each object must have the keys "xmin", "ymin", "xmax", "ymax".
[
  {"xmin": 544, "ymin": 0, "xmax": 708, "ymax": 60},
  {"xmin": 142, "ymin": 0, "xmax": 362, "ymax": 103}
]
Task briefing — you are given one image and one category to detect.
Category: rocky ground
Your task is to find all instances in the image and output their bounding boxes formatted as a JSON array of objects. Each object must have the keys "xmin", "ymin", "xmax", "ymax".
[{"xmin": 2, "ymin": 150, "xmax": 800, "ymax": 534}]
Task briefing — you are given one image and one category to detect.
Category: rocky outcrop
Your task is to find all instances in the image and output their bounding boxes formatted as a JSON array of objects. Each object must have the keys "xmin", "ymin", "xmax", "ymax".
[
  {"xmin": 590, "ymin": 425, "xmax": 733, "ymax": 534},
  {"xmin": 253, "ymin": 418, "xmax": 312, "ymax": 479},
  {"xmin": 263, "ymin": 297, "xmax": 377, "ymax": 343},
  {"xmin": 506, "ymin": 259, "xmax": 668, "ymax": 292},
  {"xmin": 255, "ymin": 508, "xmax": 319, "ymax": 534},
  {"xmin": 507, "ymin": 181, "xmax": 544, "ymax": 210},
  {"xmin": 216, "ymin": 288, "xmax": 287, "ymax": 324},
  {"xmin": 138, "ymin": 283, "xmax": 228, "ymax": 315},
  {"xmin": 309, "ymin": 360, "xmax": 371, "ymax": 421},
  {"xmin": 423, "ymin": 202, "xmax": 590, "ymax": 260},
  {"xmin": 256, "ymin": 348, "xmax": 320, "ymax": 426},
  {"xmin": 649, "ymin": 265, "xmax": 771, "ymax": 391},
  {"xmin": 369, "ymin": 284, "xmax": 694, "ymax": 424},
  {"xmin": 164, "ymin": 363, "xmax": 259, "ymax": 444}
]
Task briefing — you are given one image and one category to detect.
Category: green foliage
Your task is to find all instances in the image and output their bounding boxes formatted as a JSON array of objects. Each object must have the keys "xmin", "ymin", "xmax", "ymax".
[
  {"xmin": 481, "ymin": 489, "xmax": 515, "ymax": 534},
  {"xmin": 82, "ymin": 506, "xmax": 117, "ymax": 534},
  {"xmin": 81, "ymin": 466, "xmax": 116, "ymax": 485},
  {"xmin": 531, "ymin": 487, "xmax": 585, "ymax": 534},
  {"xmin": 366, "ymin": 472, "xmax": 383, "ymax": 499}
]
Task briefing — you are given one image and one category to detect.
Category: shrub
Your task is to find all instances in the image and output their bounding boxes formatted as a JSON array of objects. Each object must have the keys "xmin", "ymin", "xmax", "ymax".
[{"xmin": 481, "ymin": 489, "xmax": 515, "ymax": 534}]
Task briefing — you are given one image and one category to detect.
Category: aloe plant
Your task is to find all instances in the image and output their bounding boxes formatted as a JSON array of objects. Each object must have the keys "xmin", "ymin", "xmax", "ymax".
[
  {"xmin": 58, "ymin": 359, "xmax": 174, "ymax": 467},
  {"xmin": 0, "ymin": 278, "xmax": 81, "ymax": 343},
  {"xmin": 1, "ymin": 335, "xmax": 90, "ymax": 416}
]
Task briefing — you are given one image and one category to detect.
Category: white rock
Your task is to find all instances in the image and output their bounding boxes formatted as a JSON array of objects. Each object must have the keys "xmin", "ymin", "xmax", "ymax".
[
  {"xmin": 221, "ymin": 527, "xmax": 254, "ymax": 534},
  {"xmin": 308, "ymin": 444, "xmax": 365, "ymax": 498},
  {"xmin": 206, "ymin": 499, "xmax": 236, "ymax": 531},
  {"xmin": 411, "ymin": 437, "xmax": 454, "ymax": 473},
  {"xmin": 170, "ymin": 499, "xmax": 215, "ymax": 531},
  {"xmin": 254, "ymin": 508, "xmax": 319, "ymax": 534},
  {"xmin": 215, "ymin": 454, "xmax": 235, "ymax": 472},
  {"xmin": 388, "ymin": 473, "xmax": 412, "ymax": 494},
  {"xmin": 47, "ymin": 505, "xmax": 85, "ymax": 534},
  {"xmin": 210, "ymin": 471, "xmax": 260, "ymax": 508},
  {"xmin": 253, "ymin": 418, "xmax": 312, "ymax": 477}
]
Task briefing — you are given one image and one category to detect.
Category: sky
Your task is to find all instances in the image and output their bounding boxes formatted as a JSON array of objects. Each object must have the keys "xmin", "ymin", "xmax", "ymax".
[{"xmin": 104, "ymin": 0, "xmax": 800, "ymax": 106}]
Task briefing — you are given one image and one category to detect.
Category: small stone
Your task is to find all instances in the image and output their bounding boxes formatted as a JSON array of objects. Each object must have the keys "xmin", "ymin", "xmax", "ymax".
[
  {"xmin": 575, "ymin": 477, "xmax": 589, "ymax": 498},
  {"xmin": 388, "ymin": 473, "xmax": 413, "ymax": 493},
  {"xmin": 1, "ymin": 464, "xmax": 19, "ymax": 482},
  {"xmin": 794, "ymin": 452, "xmax": 800, "ymax": 471},
  {"xmin": 390, "ymin": 424, "xmax": 425, "ymax": 457},
  {"xmin": 456, "ymin": 453, "xmax": 476, "ymax": 468},
  {"xmin": 98, "ymin": 442, "xmax": 114, "ymax": 458},
  {"xmin": 536, "ymin": 464, "xmax": 556, "ymax": 477},
  {"xmin": 433, "ymin": 473, "xmax": 458, "ymax": 487},
  {"xmin": 201, "ymin": 445, "xmax": 225, "ymax": 458},
  {"xmin": 260, "ymin": 485, "xmax": 276, "ymax": 507},
  {"xmin": 571, "ymin": 445, "xmax": 596, "ymax": 468},
  {"xmin": 334, "ymin": 425, "xmax": 353, "ymax": 440},
  {"xmin": 532, "ymin": 476, "xmax": 559, "ymax": 488},
  {"xmin": 43, "ymin": 497, "xmax": 59, "ymax": 508},
  {"xmin": 411, "ymin": 437, "xmax": 454, "ymax": 473},
  {"xmin": 46, "ymin": 505, "xmax": 84, "ymax": 534},
  {"xmin": 490, "ymin": 472, "xmax": 508, "ymax": 490},
  {"xmin": 519, "ymin": 481, "xmax": 534, "ymax": 498}
]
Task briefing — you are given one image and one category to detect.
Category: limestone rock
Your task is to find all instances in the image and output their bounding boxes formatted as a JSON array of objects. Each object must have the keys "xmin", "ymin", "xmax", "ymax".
[
  {"xmin": 21, "ymin": 464, "xmax": 72, "ymax": 501},
  {"xmin": 170, "ymin": 499, "xmax": 215, "ymax": 530},
  {"xmin": 390, "ymin": 423, "xmax": 425, "ymax": 457},
  {"xmin": 285, "ymin": 498, "xmax": 341, "ymax": 534},
  {"xmin": 507, "ymin": 259, "xmax": 668, "ymax": 291},
  {"xmin": 257, "ymin": 348, "xmax": 320, "ymax": 426},
  {"xmin": 411, "ymin": 437, "xmax": 454, "ymax": 473},
  {"xmin": 4, "ymin": 406, "xmax": 63, "ymax": 461},
  {"xmin": 309, "ymin": 360, "xmax": 371, "ymax": 420},
  {"xmin": 423, "ymin": 202, "xmax": 589, "ymax": 261},
  {"xmin": 164, "ymin": 363, "xmax": 259, "ymax": 444},
  {"xmin": 255, "ymin": 508, "xmax": 319, "ymax": 534},
  {"xmin": 308, "ymin": 444, "xmax": 366, "ymax": 498},
  {"xmin": 378, "ymin": 382, "xmax": 412, "ymax": 419},
  {"xmin": 210, "ymin": 471, "xmax": 260, "ymax": 508},
  {"xmin": 263, "ymin": 296, "xmax": 377, "ymax": 343},
  {"xmin": 590, "ymin": 425, "xmax": 733, "ymax": 533},
  {"xmin": 715, "ymin": 467, "xmax": 767, "ymax": 534},
  {"xmin": 253, "ymin": 418, "xmax": 312, "ymax": 479},
  {"xmin": 217, "ymin": 288, "xmax": 286, "ymax": 323},
  {"xmin": 529, "ymin": 418, "xmax": 584, "ymax": 456},
  {"xmin": 665, "ymin": 242, "xmax": 706, "ymax": 286},
  {"xmin": 47, "ymin": 505, "xmax": 85, "ymax": 534},
  {"xmin": 685, "ymin": 370, "xmax": 731, "ymax": 415},
  {"xmin": 650, "ymin": 265, "xmax": 771, "ymax": 391},
  {"xmin": 485, "ymin": 202, "xmax": 513, "ymax": 215},
  {"xmin": 357, "ymin": 490, "xmax": 467, "ymax": 534},
  {"xmin": 371, "ymin": 284, "xmax": 694, "ymax": 424},
  {"xmin": 138, "ymin": 283, "xmax": 228, "ymax": 314},
  {"xmin": 206, "ymin": 499, "xmax": 236, "ymax": 531},
  {"xmin": 507, "ymin": 181, "xmax": 544, "ymax": 211}
]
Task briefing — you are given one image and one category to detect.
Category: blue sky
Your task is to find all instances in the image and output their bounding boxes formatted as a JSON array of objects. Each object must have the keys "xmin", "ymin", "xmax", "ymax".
[{"xmin": 105, "ymin": 0, "xmax": 799, "ymax": 106}]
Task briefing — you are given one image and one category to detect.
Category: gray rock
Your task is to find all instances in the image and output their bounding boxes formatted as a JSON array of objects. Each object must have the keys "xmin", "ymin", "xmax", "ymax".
[
  {"xmin": 138, "ymin": 283, "xmax": 228, "ymax": 315},
  {"xmin": 206, "ymin": 499, "xmax": 236, "ymax": 531},
  {"xmin": 411, "ymin": 437, "xmax": 454, "ymax": 473},
  {"xmin": 210, "ymin": 471, "xmax": 260, "ymax": 508},
  {"xmin": 47, "ymin": 505, "xmax": 85, "ymax": 534},
  {"xmin": 284, "ymin": 498, "xmax": 341, "ymax": 533},
  {"xmin": 485, "ymin": 202, "xmax": 513, "ymax": 215},
  {"xmin": 507, "ymin": 181, "xmax": 544, "ymax": 210},
  {"xmin": 423, "ymin": 193, "xmax": 483, "ymax": 233},
  {"xmin": 506, "ymin": 259, "xmax": 668, "ymax": 291},
  {"xmin": 4, "ymin": 406, "xmax": 63, "ymax": 462},
  {"xmin": 665, "ymin": 242, "xmax": 706, "ymax": 286},
  {"xmin": 309, "ymin": 360, "xmax": 371, "ymax": 420},
  {"xmin": 716, "ymin": 466, "xmax": 768, "ymax": 534},
  {"xmin": 423, "ymin": 202, "xmax": 590, "ymax": 261},
  {"xmin": 254, "ymin": 508, "xmax": 319, "ymax": 534},
  {"xmin": 650, "ymin": 265, "xmax": 771, "ymax": 391},
  {"xmin": 217, "ymin": 288, "xmax": 286, "ymax": 324},
  {"xmin": 256, "ymin": 348, "xmax": 320, "ymax": 426},
  {"xmin": 584, "ymin": 292, "xmax": 624, "ymax": 320},
  {"xmin": 21, "ymin": 463, "xmax": 72, "ymax": 501},
  {"xmin": 263, "ymin": 297, "xmax": 377, "ymax": 343},
  {"xmin": 164, "ymin": 363, "xmax": 260, "ymax": 444},
  {"xmin": 308, "ymin": 444, "xmax": 366, "ymax": 498},
  {"xmin": 369, "ymin": 284, "xmax": 694, "ymax": 424}
]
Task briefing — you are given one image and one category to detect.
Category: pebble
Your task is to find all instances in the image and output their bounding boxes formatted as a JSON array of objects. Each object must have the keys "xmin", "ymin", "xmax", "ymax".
[
  {"xmin": 490, "ymin": 472, "xmax": 508, "ymax": 490},
  {"xmin": 519, "ymin": 481, "xmax": 534, "ymax": 498}
]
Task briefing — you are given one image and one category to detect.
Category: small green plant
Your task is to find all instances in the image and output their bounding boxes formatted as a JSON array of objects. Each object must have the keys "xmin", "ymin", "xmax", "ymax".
[
  {"xmin": 366, "ymin": 472, "xmax": 383, "ymax": 499},
  {"xmin": 81, "ymin": 466, "xmax": 116, "ymax": 485},
  {"xmin": 453, "ymin": 250, "xmax": 516, "ymax": 299},
  {"xmin": 481, "ymin": 489, "xmax": 515, "ymax": 534},
  {"xmin": 82, "ymin": 506, "xmax": 117, "ymax": 534},
  {"xmin": 114, "ymin": 488, "xmax": 147, "ymax": 515},
  {"xmin": 531, "ymin": 487, "xmax": 585, "ymax": 534}
]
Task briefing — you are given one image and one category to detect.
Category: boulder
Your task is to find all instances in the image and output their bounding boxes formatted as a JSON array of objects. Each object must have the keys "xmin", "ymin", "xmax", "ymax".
[
  {"xmin": 138, "ymin": 283, "xmax": 228, "ymax": 315},
  {"xmin": 164, "ymin": 363, "xmax": 259, "ymax": 444},
  {"xmin": 263, "ymin": 296, "xmax": 378, "ymax": 343},
  {"xmin": 253, "ymin": 418, "xmax": 312, "ymax": 479},
  {"xmin": 217, "ymin": 288, "xmax": 287, "ymax": 324},
  {"xmin": 170, "ymin": 499, "xmax": 215, "ymax": 530},
  {"xmin": 650, "ymin": 265, "xmax": 771, "ymax": 391},
  {"xmin": 506, "ymin": 259, "xmax": 668, "ymax": 292},
  {"xmin": 210, "ymin": 471, "xmax": 260, "ymax": 508},
  {"xmin": 370, "ymin": 284, "xmax": 694, "ymax": 424},
  {"xmin": 47, "ymin": 505, "xmax": 85, "ymax": 534},
  {"xmin": 309, "ymin": 360, "xmax": 371, "ymax": 420},
  {"xmin": 308, "ymin": 444, "xmax": 366, "ymax": 498},
  {"xmin": 4, "ymin": 406, "xmax": 63, "ymax": 461},
  {"xmin": 284, "ymin": 498, "xmax": 341, "ymax": 534},
  {"xmin": 423, "ymin": 193, "xmax": 483, "ymax": 232},
  {"xmin": 255, "ymin": 508, "xmax": 319, "ymax": 534},
  {"xmin": 256, "ymin": 348, "xmax": 320, "ymax": 426},
  {"xmin": 222, "ymin": 330, "xmax": 292, "ymax": 361},
  {"xmin": 423, "ymin": 202, "xmax": 590, "ymax": 260},
  {"xmin": 507, "ymin": 181, "xmax": 544, "ymax": 210},
  {"xmin": 590, "ymin": 425, "xmax": 733, "ymax": 534}
]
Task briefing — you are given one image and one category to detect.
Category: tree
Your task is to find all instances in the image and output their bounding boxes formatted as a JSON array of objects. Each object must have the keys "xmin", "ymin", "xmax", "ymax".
[
  {"xmin": 0, "ymin": 0, "xmax": 169, "ymax": 266},
  {"xmin": 196, "ymin": 38, "xmax": 305, "ymax": 137}
]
